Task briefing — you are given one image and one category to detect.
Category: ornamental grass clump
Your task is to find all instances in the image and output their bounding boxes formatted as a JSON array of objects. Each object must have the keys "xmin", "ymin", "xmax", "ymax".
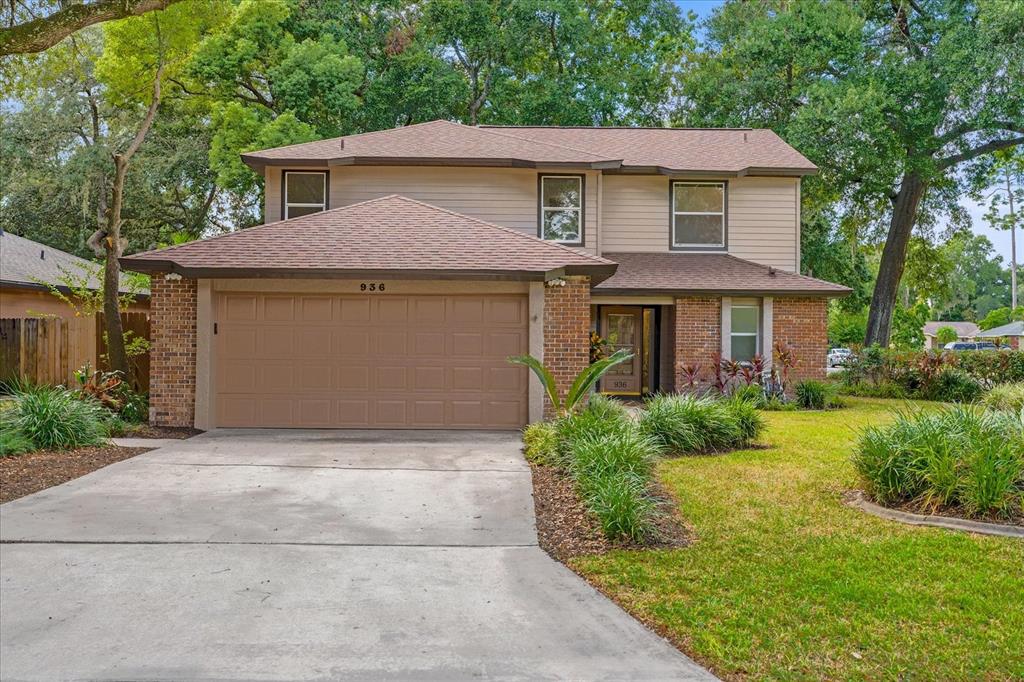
[
  {"xmin": 853, "ymin": 406, "xmax": 1024, "ymax": 519},
  {"xmin": 981, "ymin": 383, "xmax": 1024, "ymax": 414},
  {"xmin": 638, "ymin": 393, "xmax": 764, "ymax": 454},
  {"xmin": 4, "ymin": 384, "xmax": 109, "ymax": 451}
]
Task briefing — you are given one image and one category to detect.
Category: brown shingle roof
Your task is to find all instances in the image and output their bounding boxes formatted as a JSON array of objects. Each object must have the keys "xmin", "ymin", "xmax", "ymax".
[
  {"xmin": 120, "ymin": 195, "xmax": 616, "ymax": 282},
  {"xmin": 482, "ymin": 126, "xmax": 816, "ymax": 175},
  {"xmin": 242, "ymin": 120, "xmax": 817, "ymax": 176},
  {"xmin": 242, "ymin": 120, "xmax": 617, "ymax": 170},
  {"xmin": 594, "ymin": 252, "xmax": 849, "ymax": 296}
]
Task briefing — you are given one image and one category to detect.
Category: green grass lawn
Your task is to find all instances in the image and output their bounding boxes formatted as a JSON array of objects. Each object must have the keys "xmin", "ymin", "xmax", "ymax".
[{"xmin": 574, "ymin": 398, "xmax": 1024, "ymax": 681}]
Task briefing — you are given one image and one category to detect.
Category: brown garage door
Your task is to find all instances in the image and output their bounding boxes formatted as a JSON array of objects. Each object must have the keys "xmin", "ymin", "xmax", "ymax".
[{"xmin": 214, "ymin": 292, "xmax": 528, "ymax": 429}]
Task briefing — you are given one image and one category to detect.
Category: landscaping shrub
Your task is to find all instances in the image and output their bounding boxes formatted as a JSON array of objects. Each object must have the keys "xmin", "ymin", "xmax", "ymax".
[
  {"xmin": 579, "ymin": 470, "xmax": 655, "ymax": 542},
  {"xmin": 980, "ymin": 383, "xmax": 1024, "ymax": 413},
  {"xmin": 730, "ymin": 383, "xmax": 766, "ymax": 408},
  {"xmin": 117, "ymin": 388, "xmax": 149, "ymax": 424},
  {"xmin": 555, "ymin": 396, "xmax": 633, "ymax": 466},
  {"xmin": 0, "ymin": 427, "xmax": 35, "ymax": 457},
  {"xmin": 5, "ymin": 384, "xmax": 109, "ymax": 450},
  {"xmin": 569, "ymin": 428, "xmax": 662, "ymax": 483},
  {"xmin": 921, "ymin": 369, "xmax": 984, "ymax": 403},
  {"xmin": 638, "ymin": 394, "xmax": 762, "ymax": 454},
  {"xmin": 794, "ymin": 380, "xmax": 843, "ymax": 410},
  {"xmin": 853, "ymin": 406, "xmax": 1024, "ymax": 519},
  {"xmin": 522, "ymin": 422, "xmax": 559, "ymax": 466}
]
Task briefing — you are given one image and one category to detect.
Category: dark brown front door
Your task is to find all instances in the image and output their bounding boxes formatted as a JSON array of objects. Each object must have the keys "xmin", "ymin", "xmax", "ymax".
[{"xmin": 599, "ymin": 307, "xmax": 643, "ymax": 395}]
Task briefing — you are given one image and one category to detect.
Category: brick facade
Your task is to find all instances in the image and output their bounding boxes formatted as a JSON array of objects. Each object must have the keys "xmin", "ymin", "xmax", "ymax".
[
  {"xmin": 673, "ymin": 296, "xmax": 722, "ymax": 390},
  {"xmin": 772, "ymin": 296, "xmax": 828, "ymax": 382},
  {"xmin": 543, "ymin": 276, "xmax": 591, "ymax": 416},
  {"xmin": 149, "ymin": 273, "xmax": 197, "ymax": 427}
]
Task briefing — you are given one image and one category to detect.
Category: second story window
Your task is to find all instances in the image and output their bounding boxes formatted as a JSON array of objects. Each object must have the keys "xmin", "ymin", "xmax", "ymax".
[
  {"xmin": 539, "ymin": 175, "xmax": 584, "ymax": 245},
  {"xmin": 672, "ymin": 181, "xmax": 725, "ymax": 249},
  {"xmin": 284, "ymin": 171, "xmax": 327, "ymax": 219}
]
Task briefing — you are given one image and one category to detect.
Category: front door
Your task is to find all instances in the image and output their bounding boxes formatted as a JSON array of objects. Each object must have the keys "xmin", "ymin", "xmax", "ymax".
[{"xmin": 599, "ymin": 307, "xmax": 643, "ymax": 395}]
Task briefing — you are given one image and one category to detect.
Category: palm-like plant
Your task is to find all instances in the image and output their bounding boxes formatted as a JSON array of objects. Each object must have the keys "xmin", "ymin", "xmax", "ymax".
[{"xmin": 508, "ymin": 348, "xmax": 634, "ymax": 417}]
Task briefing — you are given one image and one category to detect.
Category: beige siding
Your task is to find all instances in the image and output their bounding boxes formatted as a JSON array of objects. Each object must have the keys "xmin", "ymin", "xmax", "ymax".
[
  {"xmin": 264, "ymin": 165, "xmax": 598, "ymax": 256},
  {"xmin": 600, "ymin": 175, "xmax": 799, "ymax": 270},
  {"xmin": 265, "ymin": 167, "xmax": 282, "ymax": 223}
]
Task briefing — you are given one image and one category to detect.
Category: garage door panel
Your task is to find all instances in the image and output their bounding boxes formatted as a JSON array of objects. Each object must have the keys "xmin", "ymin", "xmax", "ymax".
[
  {"xmin": 261, "ymin": 328, "xmax": 293, "ymax": 356},
  {"xmin": 216, "ymin": 293, "xmax": 527, "ymax": 429}
]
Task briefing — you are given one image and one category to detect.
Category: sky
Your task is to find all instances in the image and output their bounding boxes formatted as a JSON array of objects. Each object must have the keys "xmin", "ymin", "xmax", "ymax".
[{"xmin": 673, "ymin": 0, "xmax": 1018, "ymax": 268}]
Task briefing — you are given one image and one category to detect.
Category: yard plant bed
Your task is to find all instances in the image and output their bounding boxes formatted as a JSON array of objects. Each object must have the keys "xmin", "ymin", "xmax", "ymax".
[
  {"xmin": 529, "ymin": 462, "xmax": 689, "ymax": 562},
  {"xmin": 125, "ymin": 424, "xmax": 203, "ymax": 439},
  {"xmin": 570, "ymin": 399, "xmax": 1024, "ymax": 680},
  {"xmin": 0, "ymin": 445, "xmax": 151, "ymax": 504}
]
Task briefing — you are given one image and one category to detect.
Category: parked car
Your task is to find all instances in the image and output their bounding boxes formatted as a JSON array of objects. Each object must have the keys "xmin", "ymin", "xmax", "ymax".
[
  {"xmin": 827, "ymin": 348, "xmax": 852, "ymax": 367},
  {"xmin": 943, "ymin": 341, "xmax": 999, "ymax": 351}
]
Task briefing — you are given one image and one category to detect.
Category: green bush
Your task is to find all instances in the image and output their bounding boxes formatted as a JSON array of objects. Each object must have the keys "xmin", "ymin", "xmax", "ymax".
[
  {"xmin": 579, "ymin": 470, "xmax": 656, "ymax": 542},
  {"xmin": 0, "ymin": 427, "xmax": 35, "ymax": 457},
  {"xmin": 569, "ymin": 429, "xmax": 661, "ymax": 483},
  {"xmin": 522, "ymin": 422, "xmax": 559, "ymax": 466},
  {"xmin": 638, "ymin": 393, "xmax": 761, "ymax": 454},
  {"xmin": 794, "ymin": 380, "xmax": 843, "ymax": 410},
  {"xmin": 555, "ymin": 397, "xmax": 633, "ymax": 467},
  {"xmin": 853, "ymin": 406, "xmax": 1024, "ymax": 518},
  {"xmin": 922, "ymin": 369, "xmax": 984, "ymax": 403},
  {"xmin": 980, "ymin": 383, "xmax": 1024, "ymax": 413},
  {"xmin": 117, "ymin": 388, "xmax": 149, "ymax": 423},
  {"xmin": 5, "ymin": 384, "xmax": 109, "ymax": 450},
  {"xmin": 730, "ymin": 383, "xmax": 767, "ymax": 407}
]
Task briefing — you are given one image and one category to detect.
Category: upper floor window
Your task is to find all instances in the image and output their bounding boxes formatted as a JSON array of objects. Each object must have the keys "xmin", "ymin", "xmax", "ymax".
[
  {"xmin": 284, "ymin": 171, "xmax": 327, "ymax": 219},
  {"xmin": 672, "ymin": 181, "xmax": 725, "ymax": 249},
  {"xmin": 539, "ymin": 175, "xmax": 584, "ymax": 245}
]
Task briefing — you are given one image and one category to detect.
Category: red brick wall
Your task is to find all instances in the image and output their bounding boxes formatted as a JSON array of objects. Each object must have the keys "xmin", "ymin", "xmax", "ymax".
[
  {"xmin": 149, "ymin": 273, "xmax": 197, "ymax": 427},
  {"xmin": 673, "ymin": 296, "xmax": 721, "ymax": 390},
  {"xmin": 544, "ymin": 276, "xmax": 591, "ymax": 416},
  {"xmin": 772, "ymin": 297, "xmax": 828, "ymax": 382}
]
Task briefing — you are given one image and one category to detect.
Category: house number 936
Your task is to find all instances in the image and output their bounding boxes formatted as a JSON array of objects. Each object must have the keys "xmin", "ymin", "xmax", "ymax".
[{"xmin": 360, "ymin": 282, "xmax": 386, "ymax": 292}]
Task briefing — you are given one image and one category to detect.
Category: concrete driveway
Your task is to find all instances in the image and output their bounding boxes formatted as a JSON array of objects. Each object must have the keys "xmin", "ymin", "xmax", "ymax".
[{"xmin": 0, "ymin": 430, "xmax": 714, "ymax": 681}]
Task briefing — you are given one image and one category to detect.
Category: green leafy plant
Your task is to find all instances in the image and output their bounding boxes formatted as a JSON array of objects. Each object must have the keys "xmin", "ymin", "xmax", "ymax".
[
  {"xmin": 935, "ymin": 326, "xmax": 959, "ymax": 346},
  {"xmin": 981, "ymin": 383, "xmax": 1024, "ymax": 413},
  {"xmin": 5, "ymin": 384, "xmax": 109, "ymax": 450},
  {"xmin": 853, "ymin": 406, "xmax": 1024, "ymax": 518},
  {"xmin": 638, "ymin": 394, "xmax": 763, "ymax": 454},
  {"xmin": 522, "ymin": 422, "xmax": 559, "ymax": 466},
  {"xmin": 922, "ymin": 369, "xmax": 984, "ymax": 403},
  {"xmin": 579, "ymin": 470, "xmax": 656, "ymax": 543},
  {"xmin": 794, "ymin": 380, "xmax": 842, "ymax": 410},
  {"xmin": 0, "ymin": 427, "xmax": 35, "ymax": 457},
  {"xmin": 508, "ymin": 348, "xmax": 633, "ymax": 417}
]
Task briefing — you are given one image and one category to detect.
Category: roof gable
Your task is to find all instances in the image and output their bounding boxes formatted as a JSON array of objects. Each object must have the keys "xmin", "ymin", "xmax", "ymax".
[{"xmin": 120, "ymin": 195, "xmax": 616, "ymax": 282}]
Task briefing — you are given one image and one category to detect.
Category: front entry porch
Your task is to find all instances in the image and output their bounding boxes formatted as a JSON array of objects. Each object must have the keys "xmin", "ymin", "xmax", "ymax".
[{"xmin": 591, "ymin": 301, "xmax": 673, "ymax": 398}]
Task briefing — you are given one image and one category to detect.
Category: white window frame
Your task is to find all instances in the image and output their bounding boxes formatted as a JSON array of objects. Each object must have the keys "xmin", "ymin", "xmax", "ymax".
[
  {"xmin": 539, "ymin": 174, "xmax": 584, "ymax": 245},
  {"xmin": 730, "ymin": 299, "xmax": 761, "ymax": 362},
  {"xmin": 283, "ymin": 170, "xmax": 328, "ymax": 220},
  {"xmin": 671, "ymin": 181, "xmax": 726, "ymax": 250}
]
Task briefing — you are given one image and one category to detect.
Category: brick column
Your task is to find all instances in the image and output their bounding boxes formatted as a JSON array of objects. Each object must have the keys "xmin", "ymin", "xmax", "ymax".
[
  {"xmin": 543, "ymin": 276, "xmax": 591, "ymax": 417},
  {"xmin": 149, "ymin": 273, "xmax": 197, "ymax": 427},
  {"xmin": 772, "ymin": 297, "xmax": 827, "ymax": 382},
  {"xmin": 673, "ymin": 296, "xmax": 721, "ymax": 391}
]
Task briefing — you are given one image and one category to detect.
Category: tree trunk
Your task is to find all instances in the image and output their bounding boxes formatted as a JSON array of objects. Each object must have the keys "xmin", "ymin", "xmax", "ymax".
[
  {"xmin": 865, "ymin": 172, "xmax": 927, "ymax": 346},
  {"xmin": 102, "ymin": 156, "xmax": 130, "ymax": 376}
]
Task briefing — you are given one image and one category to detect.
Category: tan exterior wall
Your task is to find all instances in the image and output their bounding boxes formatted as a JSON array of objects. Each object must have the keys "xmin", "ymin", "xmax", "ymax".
[
  {"xmin": 266, "ymin": 166, "xmax": 599, "ymax": 256},
  {"xmin": 600, "ymin": 175, "xmax": 799, "ymax": 270}
]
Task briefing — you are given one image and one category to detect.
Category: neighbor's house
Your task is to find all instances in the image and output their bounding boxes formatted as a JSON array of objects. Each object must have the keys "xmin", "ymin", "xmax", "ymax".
[
  {"xmin": 976, "ymin": 321, "xmax": 1024, "ymax": 350},
  {"xmin": 922, "ymin": 321, "xmax": 979, "ymax": 349},
  {"xmin": 1, "ymin": 231, "xmax": 149, "ymax": 382},
  {"xmin": 121, "ymin": 120, "xmax": 849, "ymax": 430}
]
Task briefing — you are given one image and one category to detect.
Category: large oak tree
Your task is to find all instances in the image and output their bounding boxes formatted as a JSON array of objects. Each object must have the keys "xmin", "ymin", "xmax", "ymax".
[{"xmin": 678, "ymin": 0, "xmax": 1024, "ymax": 346}]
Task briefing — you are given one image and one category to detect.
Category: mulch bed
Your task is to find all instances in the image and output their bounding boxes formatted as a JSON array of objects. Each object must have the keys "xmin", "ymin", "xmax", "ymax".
[
  {"xmin": 529, "ymin": 463, "xmax": 692, "ymax": 562},
  {"xmin": 0, "ymin": 445, "xmax": 151, "ymax": 504},
  {"xmin": 125, "ymin": 425, "xmax": 203, "ymax": 439}
]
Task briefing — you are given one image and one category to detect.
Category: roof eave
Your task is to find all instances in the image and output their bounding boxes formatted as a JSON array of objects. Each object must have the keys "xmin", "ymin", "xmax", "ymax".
[
  {"xmin": 119, "ymin": 258, "xmax": 617, "ymax": 284},
  {"xmin": 592, "ymin": 285, "xmax": 850, "ymax": 297},
  {"xmin": 242, "ymin": 155, "xmax": 623, "ymax": 171}
]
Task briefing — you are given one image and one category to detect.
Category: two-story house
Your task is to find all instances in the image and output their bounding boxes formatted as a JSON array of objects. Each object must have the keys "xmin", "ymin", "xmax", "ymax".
[{"xmin": 122, "ymin": 120, "xmax": 849, "ymax": 430}]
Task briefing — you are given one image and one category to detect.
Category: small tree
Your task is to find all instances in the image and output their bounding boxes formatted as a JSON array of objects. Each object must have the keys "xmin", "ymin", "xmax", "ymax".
[
  {"xmin": 508, "ymin": 349, "xmax": 633, "ymax": 418},
  {"xmin": 935, "ymin": 326, "xmax": 959, "ymax": 346}
]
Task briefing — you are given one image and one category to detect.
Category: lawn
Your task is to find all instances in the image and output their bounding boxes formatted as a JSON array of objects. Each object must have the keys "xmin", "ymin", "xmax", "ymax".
[{"xmin": 573, "ymin": 398, "xmax": 1024, "ymax": 681}]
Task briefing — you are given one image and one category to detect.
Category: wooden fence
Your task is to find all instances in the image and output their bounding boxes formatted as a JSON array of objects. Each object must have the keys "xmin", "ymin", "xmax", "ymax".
[{"xmin": 0, "ymin": 313, "xmax": 150, "ymax": 390}]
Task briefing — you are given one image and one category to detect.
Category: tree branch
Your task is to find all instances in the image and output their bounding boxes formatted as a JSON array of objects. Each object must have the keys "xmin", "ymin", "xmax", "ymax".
[
  {"xmin": 0, "ymin": 0, "xmax": 185, "ymax": 55},
  {"xmin": 938, "ymin": 136, "xmax": 1024, "ymax": 170}
]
